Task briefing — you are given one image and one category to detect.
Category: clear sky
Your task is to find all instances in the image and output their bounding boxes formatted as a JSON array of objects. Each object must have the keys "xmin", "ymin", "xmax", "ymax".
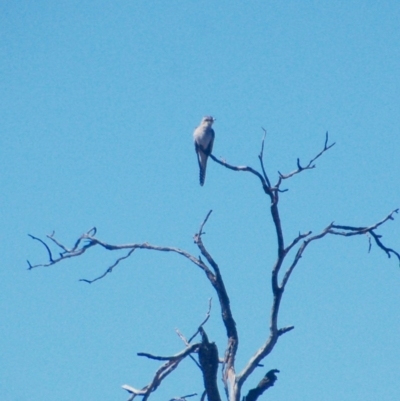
[{"xmin": 1, "ymin": 1, "xmax": 400, "ymax": 400}]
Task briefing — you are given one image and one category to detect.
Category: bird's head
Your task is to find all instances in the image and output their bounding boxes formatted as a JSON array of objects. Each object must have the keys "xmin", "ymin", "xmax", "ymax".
[{"xmin": 201, "ymin": 116, "xmax": 216, "ymax": 127}]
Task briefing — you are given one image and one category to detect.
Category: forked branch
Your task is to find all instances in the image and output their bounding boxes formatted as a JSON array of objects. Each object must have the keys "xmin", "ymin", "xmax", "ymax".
[
  {"xmin": 210, "ymin": 131, "xmax": 335, "ymax": 197},
  {"xmin": 28, "ymin": 212, "xmax": 239, "ymax": 401},
  {"xmin": 123, "ymin": 342, "xmax": 201, "ymax": 400},
  {"xmin": 193, "ymin": 212, "xmax": 239, "ymax": 399},
  {"xmin": 122, "ymin": 300, "xmax": 217, "ymax": 401},
  {"xmin": 277, "ymin": 132, "xmax": 335, "ymax": 185},
  {"xmin": 240, "ymin": 209, "xmax": 398, "ymax": 383},
  {"xmin": 27, "ymin": 230, "xmax": 213, "ymax": 282}
]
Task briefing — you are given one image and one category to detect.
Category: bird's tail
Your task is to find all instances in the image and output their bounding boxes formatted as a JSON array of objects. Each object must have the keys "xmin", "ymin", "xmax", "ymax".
[
  {"xmin": 198, "ymin": 154, "xmax": 208, "ymax": 186},
  {"xmin": 199, "ymin": 168, "xmax": 206, "ymax": 186}
]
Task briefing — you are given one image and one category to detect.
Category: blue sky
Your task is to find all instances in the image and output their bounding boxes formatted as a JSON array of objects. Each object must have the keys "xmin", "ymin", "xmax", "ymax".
[{"xmin": 1, "ymin": 1, "xmax": 400, "ymax": 400}]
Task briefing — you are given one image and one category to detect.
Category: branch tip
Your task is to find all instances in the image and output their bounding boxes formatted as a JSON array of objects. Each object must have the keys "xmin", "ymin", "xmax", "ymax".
[
  {"xmin": 278, "ymin": 326, "xmax": 295, "ymax": 336},
  {"xmin": 28, "ymin": 233, "xmax": 54, "ymax": 263},
  {"xmin": 197, "ymin": 210, "xmax": 213, "ymax": 237}
]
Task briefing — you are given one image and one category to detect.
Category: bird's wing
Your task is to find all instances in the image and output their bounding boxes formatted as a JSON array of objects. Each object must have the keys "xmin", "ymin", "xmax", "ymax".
[
  {"xmin": 204, "ymin": 128, "xmax": 215, "ymax": 155},
  {"xmin": 194, "ymin": 142, "xmax": 203, "ymax": 168}
]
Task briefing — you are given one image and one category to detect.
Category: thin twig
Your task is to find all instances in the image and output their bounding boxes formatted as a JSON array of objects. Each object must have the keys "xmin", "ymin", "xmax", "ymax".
[
  {"xmin": 198, "ymin": 210, "xmax": 213, "ymax": 236},
  {"xmin": 169, "ymin": 393, "xmax": 197, "ymax": 401},
  {"xmin": 27, "ymin": 234, "xmax": 54, "ymax": 265},
  {"xmin": 175, "ymin": 329, "xmax": 189, "ymax": 347},
  {"xmin": 258, "ymin": 128, "xmax": 271, "ymax": 188},
  {"xmin": 80, "ymin": 248, "xmax": 136, "ymax": 283},
  {"xmin": 137, "ymin": 343, "xmax": 200, "ymax": 361},
  {"xmin": 277, "ymin": 132, "xmax": 335, "ymax": 184},
  {"xmin": 188, "ymin": 298, "xmax": 213, "ymax": 343}
]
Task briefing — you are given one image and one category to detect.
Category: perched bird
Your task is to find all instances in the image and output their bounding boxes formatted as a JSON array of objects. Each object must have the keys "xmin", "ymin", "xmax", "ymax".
[
  {"xmin": 193, "ymin": 116, "xmax": 216, "ymax": 186},
  {"xmin": 244, "ymin": 369, "xmax": 280, "ymax": 401}
]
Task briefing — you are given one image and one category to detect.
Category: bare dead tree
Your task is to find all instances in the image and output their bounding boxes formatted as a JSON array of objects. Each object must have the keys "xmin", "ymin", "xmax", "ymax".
[{"xmin": 28, "ymin": 131, "xmax": 399, "ymax": 401}]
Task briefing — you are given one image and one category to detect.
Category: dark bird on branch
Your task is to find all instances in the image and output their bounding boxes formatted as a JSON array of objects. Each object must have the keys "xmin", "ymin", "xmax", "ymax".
[{"xmin": 243, "ymin": 369, "xmax": 280, "ymax": 401}]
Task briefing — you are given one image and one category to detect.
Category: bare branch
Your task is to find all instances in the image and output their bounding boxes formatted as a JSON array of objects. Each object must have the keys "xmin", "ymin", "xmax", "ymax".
[
  {"xmin": 48, "ymin": 227, "xmax": 97, "ymax": 254},
  {"xmin": 27, "ymin": 229, "xmax": 97, "ymax": 269},
  {"xmin": 137, "ymin": 342, "xmax": 200, "ymax": 361},
  {"xmin": 123, "ymin": 343, "xmax": 201, "ymax": 401},
  {"xmin": 329, "ymin": 209, "xmax": 400, "ymax": 263},
  {"xmin": 122, "ymin": 384, "xmax": 143, "ymax": 400},
  {"xmin": 280, "ymin": 223, "xmax": 334, "ymax": 289},
  {"xmin": 280, "ymin": 209, "xmax": 399, "ymax": 292},
  {"xmin": 198, "ymin": 210, "xmax": 213, "ymax": 236},
  {"xmin": 80, "ymin": 248, "xmax": 136, "ymax": 284},
  {"xmin": 132, "ymin": 305, "xmax": 216, "ymax": 401},
  {"xmin": 331, "ymin": 209, "xmax": 398, "ymax": 234},
  {"xmin": 369, "ymin": 231, "xmax": 400, "ymax": 262},
  {"xmin": 137, "ymin": 352, "xmax": 172, "ymax": 361},
  {"xmin": 284, "ymin": 231, "xmax": 312, "ymax": 254},
  {"xmin": 278, "ymin": 326, "xmax": 295, "ymax": 336},
  {"xmin": 27, "ymin": 230, "xmax": 214, "ymax": 282},
  {"xmin": 277, "ymin": 132, "xmax": 335, "ymax": 184},
  {"xmin": 234, "ymin": 138, "xmax": 335, "ymax": 390},
  {"xmin": 193, "ymin": 213, "xmax": 238, "ymax": 399},
  {"xmin": 238, "ymin": 207, "xmax": 398, "ymax": 391},
  {"xmin": 174, "ymin": 299, "xmax": 214, "ymax": 373},
  {"xmin": 177, "ymin": 301, "xmax": 215, "ymax": 373},
  {"xmin": 210, "ymin": 133, "xmax": 335, "ymax": 211},
  {"xmin": 258, "ymin": 128, "xmax": 271, "ymax": 188},
  {"xmin": 189, "ymin": 353, "xmax": 203, "ymax": 371},
  {"xmin": 169, "ymin": 394, "xmax": 198, "ymax": 401},
  {"xmin": 236, "ymin": 308, "xmax": 282, "ymax": 388},
  {"xmin": 209, "ymin": 154, "xmax": 271, "ymax": 194},
  {"xmin": 176, "ymin": 329, "xmax": 190, "ymax": 347},
  {"xmin": 85, "ymin": 237, "xmax": 211, "ymax": 279},
  {"xmin": 188, "ymin": 298, "xmax": 213, "ymax": 343},
  {"xmin": 27, "ymin": 234, "xmax": 54, "ymax": 265}
]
